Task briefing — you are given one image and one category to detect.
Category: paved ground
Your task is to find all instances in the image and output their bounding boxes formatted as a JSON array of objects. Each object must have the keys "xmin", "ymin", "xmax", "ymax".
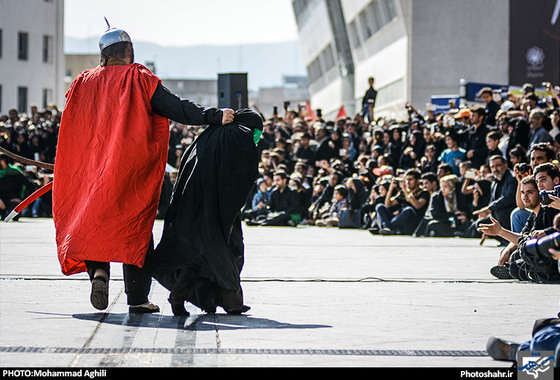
[{"xmin": 0, "ymin": 218, "xmax": 558, "ymax": 370}]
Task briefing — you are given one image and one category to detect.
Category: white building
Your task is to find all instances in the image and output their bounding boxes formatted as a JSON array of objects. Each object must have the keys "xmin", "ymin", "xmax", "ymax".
[
  {"xmin": 293, "ymin": 0, "xmax": 535, "ymax": 121},
  {"xmin": 0, "ymin": 0, "xmax": 65, "ymax": 115}
]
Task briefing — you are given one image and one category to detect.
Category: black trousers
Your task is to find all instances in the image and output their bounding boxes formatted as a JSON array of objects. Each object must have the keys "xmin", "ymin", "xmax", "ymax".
[{"xmin": 85, "ymin": 238, "xmax": 155, "ymax": 306}]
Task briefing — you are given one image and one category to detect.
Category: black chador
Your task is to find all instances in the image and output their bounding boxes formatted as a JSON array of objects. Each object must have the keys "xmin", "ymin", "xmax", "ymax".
[{"xmin": 151, "ymin": 109, "xmax": 263, "ymax": 315}]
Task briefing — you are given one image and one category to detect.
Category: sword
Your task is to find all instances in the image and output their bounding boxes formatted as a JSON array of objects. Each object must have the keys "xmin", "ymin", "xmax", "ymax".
[
  {"xmin": 0, "ymin": 146, "xmax": 54, "ymax": 171},
  {"xmin": 4, "ymin": 181, "xmax": 53, "ymax": 222}
]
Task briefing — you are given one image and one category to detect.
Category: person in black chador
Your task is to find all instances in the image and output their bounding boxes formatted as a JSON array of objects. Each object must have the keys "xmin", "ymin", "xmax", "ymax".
[{"xmin": 151, "ymin": 109, "xmax": 263, "ymax": 316}]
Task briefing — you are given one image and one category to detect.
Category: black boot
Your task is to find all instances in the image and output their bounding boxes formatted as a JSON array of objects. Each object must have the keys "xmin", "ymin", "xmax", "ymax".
[{"xmin": 168, "ymin": 296, "xmax": 189, "ymax": 316}]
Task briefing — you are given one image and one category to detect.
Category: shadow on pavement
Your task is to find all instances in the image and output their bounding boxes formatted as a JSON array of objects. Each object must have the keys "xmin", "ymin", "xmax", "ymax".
[{"xmin": 71, "ymin": 312, "xmax": 332, "ymax": 331}]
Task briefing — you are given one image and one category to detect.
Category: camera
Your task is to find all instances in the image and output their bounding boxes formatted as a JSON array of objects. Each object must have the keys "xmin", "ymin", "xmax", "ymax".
[
  {"xmin": 540, "ymin": 185, "xmax": 560, "ymax": 205},
  {"xmin": 524, "ymin": 232, "xmax": 560, "ymax": 259},
  {"xmin": 517, "ymin": 163, "xmax": 530, "ymax": 174}
]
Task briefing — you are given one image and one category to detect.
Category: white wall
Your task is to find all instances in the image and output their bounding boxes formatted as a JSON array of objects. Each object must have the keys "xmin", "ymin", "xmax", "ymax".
[
  {"xmin": 0, "ymin": 0, "xmax": 65, "ymax": 114},
  {"xmin": 408, "ymin": 0, "xmax": 509, "ymax": 109}
]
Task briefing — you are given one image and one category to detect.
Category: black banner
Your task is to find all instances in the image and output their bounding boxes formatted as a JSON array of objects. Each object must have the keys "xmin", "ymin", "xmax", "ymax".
[{"xmin": 509, "ymin": 0, "xmax": 560, "ymax": 86}]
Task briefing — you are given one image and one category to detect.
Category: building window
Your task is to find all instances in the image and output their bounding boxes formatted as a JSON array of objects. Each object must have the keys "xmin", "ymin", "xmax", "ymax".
[
  {"xmin": 42, "ymin": 88, "xmax": 53, "ymax": 109},
  {"xmin": 377, "ymin": 78, "xmax": 404, "ymax": 106},
  {"xmin": 348, "ymin": 20, "xmax": 361, "ymax": 49},
  {"xmin": 370, "ymin": 1, "xmax": 385, "ymax": 33},
  {"xmin": 382, "ymin": 0, "xmax": 397, "ymax": 20},
  {"xmin": 18, "ymin": 32, "xmax": 29, "ymax": 61},
  {"xmin": 42, "ymin": 35, "xmax": 53, "ymax": 63},
  {"xmin": 354, "ymin": 0, "xmax": 397, "ymax": 44},
  {"xmin": 17, "ymin": 87, "xmax": 28, "ymax": 113},
  {"xmin": 358, "ymin": 8, "xmax": 374, "ymax": 40},
  {"xmin": 320, "ymin": 44, "xmax": 335, "ymax": 73},
  {"xmin": 0, "ymin": 29, "xmax": 3, "ymax": 59},
  {"xmin": 307, "ymin": 56, "xmax": 323, "ymax": 84}
]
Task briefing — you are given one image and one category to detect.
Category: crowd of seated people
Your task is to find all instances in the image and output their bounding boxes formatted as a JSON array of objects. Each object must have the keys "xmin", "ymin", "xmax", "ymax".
[{"xmin": 2, "ymin": 82, "xmax": 560, "ymax": 283}]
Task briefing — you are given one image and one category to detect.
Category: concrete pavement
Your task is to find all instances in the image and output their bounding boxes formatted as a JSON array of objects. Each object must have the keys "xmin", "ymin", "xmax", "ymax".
[{"xmin": 0, "ymin": 218, "xmax": 558, "ymax": 370}]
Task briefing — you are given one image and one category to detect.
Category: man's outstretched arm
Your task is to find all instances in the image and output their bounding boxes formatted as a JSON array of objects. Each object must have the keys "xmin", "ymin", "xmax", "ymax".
[{"xmin": 150, "ymin": 83, "xmax": 233, "ymax": 125}]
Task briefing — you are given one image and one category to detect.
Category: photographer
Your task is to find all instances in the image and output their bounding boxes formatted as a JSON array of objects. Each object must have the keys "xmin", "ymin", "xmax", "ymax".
[
  {"xmin": 510, "ymin": 142, "xmax": 554, "ymax": 233},
  {"xmin": 478, "ymin": 165, "xmax": 560, "ymax": 282},
  {"xmin": 374, "ymin": 168, "xmax": 430, "ymax": 235},
  {"xmin": 469, "ymin": 155, "xmax": 517, "ymax": 242}
]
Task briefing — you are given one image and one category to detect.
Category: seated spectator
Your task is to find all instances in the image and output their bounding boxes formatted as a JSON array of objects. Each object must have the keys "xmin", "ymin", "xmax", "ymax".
[
  {"xmin": 243, "ymin": 178, "xmax": 271, "ymax": 222},
  {"xmin": 289, "ymin": 173, "xmax": 311, "ymax": 224},
  {"xmin": 478, "ymin": 87, "xmax": 500, "ymax": 127},
  {"xmin": 419, "ymin": 144, "xmax": 439, "ymax": 174},
  {"xmin": 415, "ymin": 174, "xmax": 470, "ymax": 237},
  {"xmin": 438, "ymin": 132, "xmax": 466, "ymax": 175},
  {"xmin": 248, "ymin": 171, "xmax": 301, "ymax": 227},
  {"xmin": 345, "ymin": 177, "xmax": 368, "ymax": 211},
  {"xmin": 436, "ymin": 162, "xmax": 454, "ymax": 180},
  {"xmin": 467, "ymin": 155, "xmax": 517, "ymax": 240},
  {"xmin": 315, "ymin": 185, "xmax": 350, "ymax": 227},
  {"xmin": 420, "ymin": 172, "xmax": 439, "ymax": 195},
  {"xmin": 400, "ymin": 130, "xmax": 426, "ymax": 170},
  {"xmin": 364, "ymin": 180, "xmax": 394, "ymax": 231},
  {"xmin": 528, "ymin": 109, "xmax": 553, "ymax": 151},
  {"xmin": 293, "ymin": 132, "xmax": 316, "ymax": 167},
  {"xmin": 508, "ymin": 144, "xmax": 527, "ymax": 168},
  {"xmin": 478, "ymin": 173, "xmax": 560, "ymax": 283},
  {"xmin": 373, "ymin": 168, "xmax": 430, "ymax": 235},
  {"xmin": 485, "ymin": 130, "xmax": 503, "ymax": 160},
  {"xmin": 307, "ymin": 170, "xmax": 344, "ymax": 224},
  {"xmin": 460, "ymin": 106, "xmax": 490, "ymax": 169},
  {"xmin": 510, "ymin": 142, "xmax": 554, "ymax": 233}
]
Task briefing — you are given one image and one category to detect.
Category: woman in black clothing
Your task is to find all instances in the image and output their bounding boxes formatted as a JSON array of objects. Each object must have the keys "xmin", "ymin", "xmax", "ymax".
[{"xmin": 416, "ymin": 174, "xmax": 471, "ymax": 237}]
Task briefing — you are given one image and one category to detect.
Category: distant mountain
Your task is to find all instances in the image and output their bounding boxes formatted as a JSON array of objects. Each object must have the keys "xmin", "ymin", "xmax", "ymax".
[{"xmin": 65, "ymin": 37, "xmax": 307, "ymax": 91}]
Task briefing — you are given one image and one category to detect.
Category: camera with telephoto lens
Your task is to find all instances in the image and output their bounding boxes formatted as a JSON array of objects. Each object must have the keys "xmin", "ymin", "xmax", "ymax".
[
  {"xmin": 539, "ymin": 185, "xmax": 560, "ymax": 205},
  {"xmin": 524, "ymin": 232, "xmax": 560, "ymax": 259},
  {"xmin": 517, "ymin": 162, "xmax": 530, "ymax": 174}
]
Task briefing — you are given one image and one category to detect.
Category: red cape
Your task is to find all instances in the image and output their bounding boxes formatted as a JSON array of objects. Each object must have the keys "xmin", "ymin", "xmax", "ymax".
[{"xmin": 53, "ymin": 64, "xmax": 169, "ymax": 275}]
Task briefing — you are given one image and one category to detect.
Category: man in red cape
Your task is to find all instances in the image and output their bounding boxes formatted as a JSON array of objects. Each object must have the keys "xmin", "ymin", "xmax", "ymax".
[{"xmin": 53, "ymin": 23, "xmax": 233, "ymax": 313}]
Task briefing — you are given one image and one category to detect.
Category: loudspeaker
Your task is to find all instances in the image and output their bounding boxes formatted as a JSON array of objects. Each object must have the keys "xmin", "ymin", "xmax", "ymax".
[{"xmin": 218, "ymin": 73, "xmax": 248, "ymax": 110}]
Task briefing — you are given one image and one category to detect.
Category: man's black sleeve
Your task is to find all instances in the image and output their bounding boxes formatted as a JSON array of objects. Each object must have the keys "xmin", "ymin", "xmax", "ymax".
[{"xmin": 150, "ymin": 83, "xmax": 223, "ymax": 125}]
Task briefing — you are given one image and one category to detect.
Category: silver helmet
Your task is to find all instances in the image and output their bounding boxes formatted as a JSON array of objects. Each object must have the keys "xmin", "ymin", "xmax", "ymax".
[{"xmin": 98, "ymin": 17, "xmax": 132, "ymax": 52}]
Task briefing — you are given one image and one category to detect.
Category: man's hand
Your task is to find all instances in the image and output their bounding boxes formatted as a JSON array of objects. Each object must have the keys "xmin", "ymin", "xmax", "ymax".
[
  {"xmin": 498, "ymin": 244, "xmax": 514, "ymax": 265},
  {"xmin": 549, "ymin": 247, "xmax": 560, "ymax": 260},
  {"xmin": 473, "ymin": 206, "xmax": 492, "ymax": 220},
  {"xmin": 530, "ymin": 230, "xmax": 546, "ymax": 240},
  {"xmin": 221, "ymin": 108, "xmax": 234, "ymax": 125},
  {"xmin": 547, "ymin": 194, "xmax": 560, "ymax": 210},
  {"xmin": 477, "ymin": 216, "xmax": 502, "ymax": 236}
]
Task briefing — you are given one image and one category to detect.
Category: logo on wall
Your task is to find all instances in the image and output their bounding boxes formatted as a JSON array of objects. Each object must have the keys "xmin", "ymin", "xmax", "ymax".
[{"xmin": 525, "ymin": 46, "xmax": 545, "ymax": 79}]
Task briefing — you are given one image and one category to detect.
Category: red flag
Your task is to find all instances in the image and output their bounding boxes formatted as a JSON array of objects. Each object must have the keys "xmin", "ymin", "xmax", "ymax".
[
  {"xmin": 305, "ymin": 100, "xmax": 316, "ymax": 121},
  {"xmin": 336, "ymin": 105, "xmax": 347, "ymax": 119}
]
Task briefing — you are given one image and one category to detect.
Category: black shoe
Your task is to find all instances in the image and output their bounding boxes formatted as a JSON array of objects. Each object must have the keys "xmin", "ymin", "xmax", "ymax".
[
  {"xmin": 368, "ymin": 226, "xmax": 380, "ymax": 235},
  {"xmin": 225, "ymin": 305, "xmax": 251, "ymax": 315},
  {"xmin": 129, "ymin": 301, "xmax": 160, "ymax": 314},
  {"xmin": 90, "ymin": 277, "xmax": 109, "ymax": 310},
  {"xmin": 486, "ymin": 337, "xmax": 519, "ymax": 361},
  {"xmin": 380, "ymin": 227, "xmax": 394, "ymax": 235},
  {"xmin": 490, "ymin": 265, "xmax": 513, "ymax": 279},
  {"xmin": 168, "ymin": 298, "xmax": 189, "ymax": 316}
]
